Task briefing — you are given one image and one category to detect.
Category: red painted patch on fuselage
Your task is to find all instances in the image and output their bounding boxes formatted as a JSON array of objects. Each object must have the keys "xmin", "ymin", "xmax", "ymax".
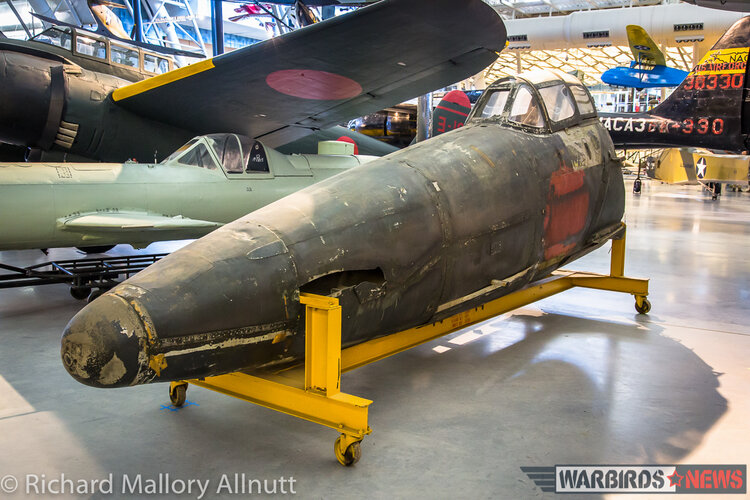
[
  {"xmin": 543, "ymin": 167, "xmax": 590, "ymax": 260},
  {"xmin": 266, "ymin": 70, "xmax": 362, "ymax": 100},
  {"xmin": 549, "ymin": 168, "xmax": 585, "ymax": 196}
]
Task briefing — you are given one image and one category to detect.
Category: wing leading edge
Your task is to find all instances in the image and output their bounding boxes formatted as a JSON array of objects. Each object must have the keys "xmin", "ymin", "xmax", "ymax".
[{"xmin": 112, "ymin": 0, "xmax": 507, "ymax": 147}]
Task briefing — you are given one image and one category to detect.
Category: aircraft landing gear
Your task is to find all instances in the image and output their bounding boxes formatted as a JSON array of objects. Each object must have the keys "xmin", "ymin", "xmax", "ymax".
[{"xmin": 633, "ymin": 178, "xmax": 642, "ymax": 194}]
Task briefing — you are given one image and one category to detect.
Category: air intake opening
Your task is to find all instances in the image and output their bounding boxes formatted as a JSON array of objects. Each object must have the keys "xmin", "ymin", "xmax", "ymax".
[{"xmin": 301, "ymin": 268, "xmax": 386, "ymax": 297}]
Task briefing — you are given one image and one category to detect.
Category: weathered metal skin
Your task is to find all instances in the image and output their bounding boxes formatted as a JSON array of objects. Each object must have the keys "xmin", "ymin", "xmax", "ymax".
[{"xmin": 61, "ymin": 72, "xmax": 625, "ymax": 389}]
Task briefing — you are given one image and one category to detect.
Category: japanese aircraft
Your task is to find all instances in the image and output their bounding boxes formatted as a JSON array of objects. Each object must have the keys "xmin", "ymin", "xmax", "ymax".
[
  {"xmin": 61, "ymin": 70, "xmax": 626, "ymax": 401},
  {"xmin": 601, "ymin": 16, "xmax": 750, "ymax": 152},
  {"xmin": 600, "ymin": 25, "xmax": 689, "ymax": 89},
  {"xmin": 0, "ymin": 134, "xmax": 375, "ymax": 252},
  {"xmin": 0, "ymin": 0, "xmax": 505, "ymax": 163}
]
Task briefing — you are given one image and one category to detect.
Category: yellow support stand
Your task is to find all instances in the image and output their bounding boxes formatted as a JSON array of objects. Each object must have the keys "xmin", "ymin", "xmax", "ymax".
[
  {"xmin": 169, "ymin": 292, "xmax": 371, "ymax": 466},
  {"xmin": 168, "ymin": 223, "xmax": 649, "ymax": 466}
]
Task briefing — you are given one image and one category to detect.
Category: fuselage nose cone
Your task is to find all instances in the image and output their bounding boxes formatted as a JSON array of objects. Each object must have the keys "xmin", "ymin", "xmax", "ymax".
[{"xmin": 61, "ymin": 294, "xmax": 146, "ymax": 388}]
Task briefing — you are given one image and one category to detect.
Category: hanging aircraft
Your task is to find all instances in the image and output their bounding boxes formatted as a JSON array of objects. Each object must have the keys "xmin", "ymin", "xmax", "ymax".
[
  {"xmin": 600, "ymin": 25, "xmax": 689, "ymax": 89},
  {"xmin": 0, "ymin": 0, "xmax": 504, "ymax": 163},
  {"xmin": 0, "ymin": 134, "xmax": 377, "ymax": 253},
  {"xmin": 61, "ymin": 69, "xmax": 627, "ymax": 399},
  {"xmin": 600, "ymin": 16, "xmax": 750, "ymax": 152}
]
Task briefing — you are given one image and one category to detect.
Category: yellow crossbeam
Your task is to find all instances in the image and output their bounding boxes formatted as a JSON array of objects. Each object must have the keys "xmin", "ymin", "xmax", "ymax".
[{"xmin": 187, "ymin": 372, "xmax": 371, "ymax": 438}]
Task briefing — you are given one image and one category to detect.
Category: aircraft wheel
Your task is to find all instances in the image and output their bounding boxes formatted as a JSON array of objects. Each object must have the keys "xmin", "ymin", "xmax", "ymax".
[
  {"xmin": 70, "ymin": 287, "xmax": 91, "ymax": 300},
  {"xmin": 77, "ymin": 245, "xmax": 115, "ymax": 254},
  {"xmin": 169, "ymin": 383, "xmax": 187, "ymax": 407},
  {"xmin": 633, "ymin": 179, "xmax": 642, "ymax": 194},
  {"xmin": 334, "ymin": 436, "xmax": 361, "ymax": 466},
  {"xmin": 635, "ymin": 296, "xmax": 651, "ymax": 315}
]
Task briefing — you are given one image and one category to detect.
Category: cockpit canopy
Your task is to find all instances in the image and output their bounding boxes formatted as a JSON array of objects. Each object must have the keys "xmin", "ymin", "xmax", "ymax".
[
  {"xmin": 30, "ymin": 27, "xmax": 172, "ymax": 75},
  {"xmin": 467, "ymin": 69, "xmax": 597, "ymax": 133},
  {"xmin": 162, "ymin": 134, "xmax": 270, "ymax": 174}
]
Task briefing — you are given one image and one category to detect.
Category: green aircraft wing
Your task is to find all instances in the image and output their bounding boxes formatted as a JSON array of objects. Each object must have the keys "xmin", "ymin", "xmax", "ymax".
[
  {"xmin": 110, "ymin": 0, "xmax": 506, "ymax": 147},
  {"xmin": 627, "ymin": 25, "xmax": 666, "ymax": 67},
  {"xmin": 58, "ymin": 212, "xmax": 222, "ymax": 232}
]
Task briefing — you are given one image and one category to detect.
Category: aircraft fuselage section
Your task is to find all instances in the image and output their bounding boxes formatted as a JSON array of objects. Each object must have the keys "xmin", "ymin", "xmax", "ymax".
[
  {"xmin": 60, "ymin": 117, "xmax": 625, "ymax": 387},
  {"xmin": 0, "ymin": 150, "xmax": 370, "ymax": 250},
  {"xmin": 600, "ymin": 112, "xmax": 741, "ymax": 151},
  {"xmin": 0, "ymin": 48, "xmax": 194, "ymax": 162}
]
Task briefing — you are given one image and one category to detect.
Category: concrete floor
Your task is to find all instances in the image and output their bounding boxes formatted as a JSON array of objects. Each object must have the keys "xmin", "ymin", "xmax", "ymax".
[{"xmin": 1, "ymin": 178, "xmax": 748, "ymax": 499}]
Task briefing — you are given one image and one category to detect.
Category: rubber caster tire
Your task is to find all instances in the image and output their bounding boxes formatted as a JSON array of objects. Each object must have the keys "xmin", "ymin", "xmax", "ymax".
[
  {"xmin": 635, "ymin": 298, "xmax": 651, "ymax": 315},
  {"xmin": 170, "ymin": 384, "xmax": 187, "ymax": 407},
  {"xmin": 70, "ymin": 287, "xmax": 91, "ymax": 300},
  {"xmin": 77, "ymin": 245, "xmax": 115, "ymax": 254},
  {"xmin": 335, "ymin": 437, "xmax": 361, "ymax": 466}
]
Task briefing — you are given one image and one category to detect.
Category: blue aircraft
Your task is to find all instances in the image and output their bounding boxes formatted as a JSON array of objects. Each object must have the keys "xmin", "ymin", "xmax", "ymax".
[{"xmin": 601, "ymin": 25, "xmax": 688, "ymax": 89}]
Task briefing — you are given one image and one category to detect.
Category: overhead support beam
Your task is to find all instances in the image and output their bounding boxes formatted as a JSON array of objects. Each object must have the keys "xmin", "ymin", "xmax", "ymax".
[
  {"xmin": 211, "ymin": 0, "xmax": 224, "ymax": 56},
  {"xmin": 584, "ymin": 0, "xmax": 598, "ymax": 9},
  {"xmin": 416, "ymin": 93, "xmax": 432, "ymax": 143},
  {"xmin": 499, "ymin": 0, "xmax": 524, "ymax": 18},
  {"xmin": 132, "ymin": 0, "xmax": 144, "ymax": 42}
]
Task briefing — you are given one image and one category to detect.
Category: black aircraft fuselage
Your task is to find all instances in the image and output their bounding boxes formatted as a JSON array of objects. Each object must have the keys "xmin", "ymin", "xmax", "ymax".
[
  {"xmin": 601, "ymin": 16, "xmax": 750, "ymax": 153},
  {"xmin": 61, "ymin": 69, "xmax": 627, "ymax": 388},
  {"xmin": 0, "ymin": 27, "xmax": 190, "ymax": 162}
]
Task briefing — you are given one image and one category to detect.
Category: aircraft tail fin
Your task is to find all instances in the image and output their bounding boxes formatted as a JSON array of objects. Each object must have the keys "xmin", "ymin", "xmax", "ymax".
[
  {"xmin": 627, "ymin": 25, "xmax": 666, "ymax": 67},
  {"xmin": 651, "ymin": 16, "xmax": 750, "ymax": 151},
  {"xmin": 431, "ymin": 90, "xmax": 472, "ymax": 138}
]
